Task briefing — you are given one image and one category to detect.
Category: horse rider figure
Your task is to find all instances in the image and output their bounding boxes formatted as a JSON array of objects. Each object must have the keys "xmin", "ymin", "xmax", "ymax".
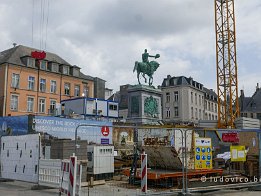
[
  {"xmin": 142, "ymin": 49, "xmax": 159, "ymax": 74},
  {"xmin": 133, "ymin": 49, "xmax": 160, "ymax": 86}
]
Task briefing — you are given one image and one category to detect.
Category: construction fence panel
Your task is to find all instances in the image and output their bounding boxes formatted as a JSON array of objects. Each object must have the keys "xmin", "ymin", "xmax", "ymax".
[
  {"xmin": 38, "ymin": 159, "xmax": 62, "ymax": 188},
  {"xmin": 0, "ymin": 134, "xmax": 41, "ymax": 183}
]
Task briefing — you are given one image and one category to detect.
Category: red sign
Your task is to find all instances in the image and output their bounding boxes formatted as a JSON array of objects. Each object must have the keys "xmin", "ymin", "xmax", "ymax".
[
  {"xmin": 101, "ymin": 126, "xmax": 110, "ymax": 137},
  {"xmin": 31, "ymin": 51, "xmax": 46, "ymax": 60},
  {"xmin": 222, "ymin": 133, "xmax": 239, "ymax": 143}
]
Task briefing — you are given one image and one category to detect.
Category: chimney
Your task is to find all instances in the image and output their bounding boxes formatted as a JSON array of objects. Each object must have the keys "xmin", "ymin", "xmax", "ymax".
[
  {"xmin": 240, "ymin": 89, "xmax": 244, "ymax": 97},
  {"xmin": 256, "ymin": 83, "xmax": 259, "ymax": 91},
  {"xmin": 13, "ymin": 43, "xmax": 17, "ymax": 47}
]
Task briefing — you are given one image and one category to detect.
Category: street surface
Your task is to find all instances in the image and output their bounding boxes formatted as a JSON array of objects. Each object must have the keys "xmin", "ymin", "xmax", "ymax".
[{"xmin": 0, "ymin": 180, "xmax": 261, "ymax": 196}]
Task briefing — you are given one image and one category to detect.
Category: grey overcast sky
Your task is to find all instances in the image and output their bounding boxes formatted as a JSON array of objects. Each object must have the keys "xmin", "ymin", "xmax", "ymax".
[{"xmin": 1, "ymin": 0, "xmax": 261, "ymax": 96}]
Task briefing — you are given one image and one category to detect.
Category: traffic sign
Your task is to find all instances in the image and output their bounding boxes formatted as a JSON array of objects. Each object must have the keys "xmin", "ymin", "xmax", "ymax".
[{"xmin": 101, "ymin": 126, "xmax": 110, "ymax": 136}]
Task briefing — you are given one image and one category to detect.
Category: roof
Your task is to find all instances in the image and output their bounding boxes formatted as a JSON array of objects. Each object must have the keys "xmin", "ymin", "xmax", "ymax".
[
  {"xmin": 241, "ymin": 88, "xmax": 261, "ymax": 112},
  {"xmin": 0, "ymin": 45, "xmax": 94, "ymax": 81},
  {"xmin": 0, "ymin": 45, "xmax": 70, "ymax": 65},
  {"xmin": 161, "ymin": 75, "xmax": 203, "ymax": 91},
  {"xmin": 79, "ymin": 72, "xmax": 94, "ymax": 81},
  {"xmin": 203, "ymin": 87, "xmax": 218, "ymax": 101}
]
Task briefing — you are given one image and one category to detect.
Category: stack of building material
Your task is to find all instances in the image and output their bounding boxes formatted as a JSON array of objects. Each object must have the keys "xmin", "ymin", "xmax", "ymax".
[
  {"xmin": 142, "ymin": 146, "xmax": 182, "ymax": 170},
  {"xmin": 234, "ymin": 117, "xmax": 260, "ymax": 129},
  {"xmin": 50, "ymin": 140, "xmax": 88, "ymax": 160},
  {"xmin": 198, "ymin": 120, "xmax": 218, "ymax": 128}
]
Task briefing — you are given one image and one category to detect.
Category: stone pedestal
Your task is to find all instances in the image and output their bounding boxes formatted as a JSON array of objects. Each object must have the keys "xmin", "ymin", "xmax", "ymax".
[{"xmin": 127, "ymin": 85, "xmax": 162, "ymax": 125}]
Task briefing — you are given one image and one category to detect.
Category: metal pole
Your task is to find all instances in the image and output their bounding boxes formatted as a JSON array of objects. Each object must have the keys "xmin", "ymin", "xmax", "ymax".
[
  {"xmin": 184, "ymin": 129, "xmax": 190, "ymax": 195},
  {"xmin": 176, "ymin": 129, "xmax": 185, "ymax": 195},
  {"xmin": 84, "ymin": 97, "xmax": 87, "ymax": 120},
  {"xmin": 257, "ymin": 132, "xmax": 261, "ymax": 178},
  {"xmin": 181, "ymin": 129, "xmax": 185, "ymax": 195},
  {"xmin": 75, "ymin": 126, "xmax": 78, "ymax": 156}
]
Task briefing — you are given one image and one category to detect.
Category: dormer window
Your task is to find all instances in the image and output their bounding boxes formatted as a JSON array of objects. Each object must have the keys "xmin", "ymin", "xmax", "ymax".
[
  {"xmin": 74, "ymin": 68, "xmax": 80, "ymax": 77},
  {"xmin": 48, "ymin": 62, "xmax": 59, "ymax": 72},
  {"xmin": 72, "ymin": 66, "xmax": 80, "ymax": 77},
  {"xmin": 40, "ymin": 60, "xmax": 47, "ymax": 70},
  {"xmin": 63, "ymin": 66, "xmax": 69, "ymax": 75},
  {"xmin": 27, "ymin": 58, "xmax": 35, "ymax": 68},
  {"xmin": 52, "ymin": 63, "xmax": 59, "ymax": 72}
]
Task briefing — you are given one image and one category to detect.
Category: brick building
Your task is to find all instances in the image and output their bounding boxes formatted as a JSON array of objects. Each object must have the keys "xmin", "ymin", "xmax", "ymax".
[{"xmin": 0, "ymin": 45, "xmax": 97, "ymax": 116}]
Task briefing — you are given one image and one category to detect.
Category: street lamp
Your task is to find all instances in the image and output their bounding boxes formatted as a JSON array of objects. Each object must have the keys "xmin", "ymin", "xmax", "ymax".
[{"xmin": 82, "ymin": 93, "xmax": 87, "ymax": 120}]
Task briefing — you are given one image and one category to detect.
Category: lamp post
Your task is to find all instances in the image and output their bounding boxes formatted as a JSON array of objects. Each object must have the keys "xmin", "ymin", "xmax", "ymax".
[{"xmin": 82, "ymin": 93, "xmax": 87, "ymax": 120}]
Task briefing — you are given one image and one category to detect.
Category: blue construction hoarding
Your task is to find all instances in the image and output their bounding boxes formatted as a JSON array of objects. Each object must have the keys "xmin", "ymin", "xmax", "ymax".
[
  {"xmin": 0, "ymin": 115, "xmax": 112, "ymax": 144},
  {"xmin": 0, "ymin": 116, "xmax": 28, "ymax": 135}
]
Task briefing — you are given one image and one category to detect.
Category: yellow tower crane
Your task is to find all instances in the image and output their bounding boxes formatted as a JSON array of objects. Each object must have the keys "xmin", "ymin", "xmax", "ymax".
[{"xmin": 214, "ymin": 0, "xmax": 240, "ymax": 128}]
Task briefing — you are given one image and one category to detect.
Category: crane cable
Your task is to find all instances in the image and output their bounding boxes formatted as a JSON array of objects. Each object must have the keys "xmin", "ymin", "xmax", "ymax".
[
  {"xmin": 31, "ymin": 0, "xmax": 50, "ymax": 51},
  {"xmin": 44, "ymin": 0, "xmax": 50, "ymax": 50},
  {"xmin": 31, "ymin": 0, "xmax": 35, "ymax": 47}
]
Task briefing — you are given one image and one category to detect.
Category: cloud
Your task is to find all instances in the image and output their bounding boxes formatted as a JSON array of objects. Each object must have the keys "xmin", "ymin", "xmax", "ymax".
[{"xmin": 0, "ymin": 0, "xmax": 260, "ymax": 96}]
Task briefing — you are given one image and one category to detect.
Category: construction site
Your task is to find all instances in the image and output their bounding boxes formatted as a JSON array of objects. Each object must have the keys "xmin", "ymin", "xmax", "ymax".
[{"xmin": 0, "ymin": 0, "xmax": 261, "ymax": 196}]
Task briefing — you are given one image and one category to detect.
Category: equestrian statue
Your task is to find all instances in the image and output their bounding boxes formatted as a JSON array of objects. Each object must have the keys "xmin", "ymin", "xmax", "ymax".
[{"xmin": 133, "ymin": 49, "xmax": 160, "ymax": 86}]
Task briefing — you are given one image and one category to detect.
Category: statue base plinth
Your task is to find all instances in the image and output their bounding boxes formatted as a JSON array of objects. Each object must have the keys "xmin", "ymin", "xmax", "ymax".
[{"xmin": 127, "ymin": 84, "xmax": 162, "ymax": 125}]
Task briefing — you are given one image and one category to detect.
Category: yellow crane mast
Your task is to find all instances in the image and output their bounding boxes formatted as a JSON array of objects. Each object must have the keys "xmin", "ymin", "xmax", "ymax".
[{"xmin": 214, "ymin": 0, "xmax": 240, "ymax": 128}]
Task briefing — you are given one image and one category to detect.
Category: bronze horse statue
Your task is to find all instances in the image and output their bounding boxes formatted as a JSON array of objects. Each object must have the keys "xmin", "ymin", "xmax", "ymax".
[{"xmin": 133, "ymin": 61, "xmax": 160, "ymax": 86}]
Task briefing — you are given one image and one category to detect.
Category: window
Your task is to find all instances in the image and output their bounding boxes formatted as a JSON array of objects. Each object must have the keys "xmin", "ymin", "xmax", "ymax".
[
  {"xmin": 64, "ymin": 83, "xmax": 70, "ymax": 95},
  {"xmin": 83, "ymin": 85, "xmax": 89, "ymax": 97},
  {"xmin": 215, "ymin": 104, "xmax": 217, "ymax": 113},
  {"xmin": 211, "ymin": 103, "xmax": 214, "ymax": 112},
  {"xmin": 11, "ymin": 73, "xmax": 20, "ymax": 88},
  {"xmin": 199, "ymin": 95, "xmax": 201, "ymax": 106},
  {"xmin": 166, "ymin": 109, "xmax": 170, "ymax": 118},
  {"xmin": 40, "ymin": 60, "xmax": 46, "ymax": 70},
  {"xmin": 109, "ymin": 104, "xmax": 118, "ymax": 110},
  {"xmin": 174, "ymin": 91, "xmax": 179, "ymax": 102},
  {"xmin": 63, "ymin": 66, "xmax": 69, "ymax": 75},
  {"xmin": 74, "ymin": 85, "xmax": 80, "ymax": 97},
  {"xmin": 199, "ymin": 109, "xmax": 202, "ymax": 120},
  {"xmin": 191, "ymin": 107, "xmax": 194, "ymax": 119},
  {"xmin": 195, "ymin": 108, "xmax": 198, "ymax": 119},
  {"xmin": 195, "ymin": 93, "xmax": 197, "ymax": 105},
  {"xmin": 39, "ymin": 78, "xmax": 46, "ymax": 92},
  {"xmin": 27, "ymin": 97, "xmax": 34, "ymax": 112},
  {"xmin": 74, "ymin": 69, "xmax": 80, "ymax": 77},
  {"xmin": 52, "ymin": 63, "xmax": 59, "ymax": 72},
  {"xmin": 28, "ymin": 76, "xmax": 35, "ymax": 90},
  {"xmin": 39, "ymin": 98, "xmax": 46, "ymax": 113},
  {"xmin": 174, "ymin": 107, "xmax": 179, "ymax": 117},
  {"xmin": 166, "ymin": 92, "xmax": 170, "ymax": 102},
  {"xmin": 27, "ymin": 58, "xmax": 35, "ymax": 67},
  {"xmin": 11, "ymin": 95, "xmax": 18, "ymax": 111},
  {"xmin": 50, "ymin": 80, "xmax": 57, "ymax": 93},
  {"xmin": 191, "ymin": 92, "xmax": 193, "ymax": 103},
  {"xmin": 50, "ymin": 100, "xmax": 56, "ymax": 114}
]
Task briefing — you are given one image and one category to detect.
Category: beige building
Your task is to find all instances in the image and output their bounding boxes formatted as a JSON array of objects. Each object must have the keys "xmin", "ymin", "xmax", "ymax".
[
  {"xmin": 161, "ymin": 75, "xmax": 218, "ymax": 125},
  {"xmin": 0, "ymin": 45, "xmax": 95, "ymax": 116}
]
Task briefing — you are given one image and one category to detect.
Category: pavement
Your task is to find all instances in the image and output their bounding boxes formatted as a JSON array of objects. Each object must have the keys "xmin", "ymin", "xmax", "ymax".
[{"xmin": 0, "ymin": 180, "xmax": 261, "ymax": 196}]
